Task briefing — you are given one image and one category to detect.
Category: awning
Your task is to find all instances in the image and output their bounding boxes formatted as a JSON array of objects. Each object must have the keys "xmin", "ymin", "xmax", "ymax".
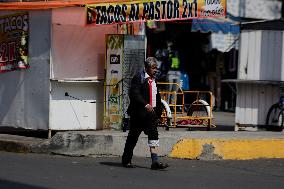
[
  {"xmin": 0, "ymin": 0, "xmax": 226, "ymax": 11},
  {"xmin": 240, "ymin": 19, "xmax": 284, "ymax": 31},
  {"xmin": 191, "ymin": 14, "xmax": 240, "ymax": 34},
  {"xmin": 1, "ymin": 0, "xmax": 227, "ymax": 27},
  {"xmin": 191, "ymin": 14, "xmax": 240, "ymax": 52}
]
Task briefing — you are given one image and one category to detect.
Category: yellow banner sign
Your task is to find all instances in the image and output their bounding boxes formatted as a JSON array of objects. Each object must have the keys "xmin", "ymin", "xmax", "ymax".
[{"xmin": 87, "ymin": 0, "xmax": 226, "ymax": 25}]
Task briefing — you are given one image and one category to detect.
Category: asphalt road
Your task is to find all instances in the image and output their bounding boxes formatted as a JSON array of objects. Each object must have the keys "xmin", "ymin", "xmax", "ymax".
[{"xmin": 0, "ymin": 152, "xmax": 284, "ymax": 189}]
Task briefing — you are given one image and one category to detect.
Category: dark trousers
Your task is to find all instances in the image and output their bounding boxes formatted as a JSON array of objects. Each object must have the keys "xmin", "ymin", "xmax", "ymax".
[{"xmin": 122, "ymin": 115, "xmax": 159, "ymax": 164}]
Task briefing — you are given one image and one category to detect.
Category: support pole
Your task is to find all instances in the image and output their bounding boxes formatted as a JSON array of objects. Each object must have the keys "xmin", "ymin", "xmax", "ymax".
[{"xmin": 48, "ymin": 129, "xmax": 52, "ymax": 139}]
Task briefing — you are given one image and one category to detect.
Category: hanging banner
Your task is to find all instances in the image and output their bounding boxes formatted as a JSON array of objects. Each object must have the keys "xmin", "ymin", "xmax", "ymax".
[
  {"xmin": 0, "ymin": 12, "xmax": 29, "ymax": 73},
  {"xmin": 86, "ymin": 0, "xmax": 226, "ymax": 25}
]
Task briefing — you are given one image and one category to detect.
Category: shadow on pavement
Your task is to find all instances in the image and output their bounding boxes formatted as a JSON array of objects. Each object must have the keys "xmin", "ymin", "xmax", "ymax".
[
  {"xmin": 211, "ymin": 125, "xmax": 235, "ymax": 131},
  {"xmin": 0, "ymin": 179, "xmax": 49, "ymax": 189},
  {"xmin": 183, "ymin": 125, "xmax": 234, "ymax": 131},
  {"xmin": 100, "ymin": 162, "xmax": 150, "ymax": 169},
  {"xmin": 0, "ymin": 127, "xmax": 55, "ymax": 139}
]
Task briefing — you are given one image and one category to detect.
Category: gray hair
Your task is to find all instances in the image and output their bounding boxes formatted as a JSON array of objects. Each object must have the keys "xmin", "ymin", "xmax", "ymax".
[{"xmin": 144, "ymin": 57, "xmax": 158, "ymax": 68}]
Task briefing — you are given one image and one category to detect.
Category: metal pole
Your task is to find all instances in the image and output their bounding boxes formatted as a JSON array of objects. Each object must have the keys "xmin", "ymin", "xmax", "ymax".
[{"xmin": 48, "ymin": 129, "xmax": 52, "ymax": 139}]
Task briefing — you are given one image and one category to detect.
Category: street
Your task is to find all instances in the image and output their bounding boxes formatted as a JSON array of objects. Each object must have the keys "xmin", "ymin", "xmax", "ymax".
[{"xmin": 0, "ymin": 152, "xmax": 283, "ymax": 189}]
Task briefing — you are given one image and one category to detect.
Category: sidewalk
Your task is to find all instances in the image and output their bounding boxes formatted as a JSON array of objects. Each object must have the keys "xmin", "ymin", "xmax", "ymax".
[{"xmin": 1, "ymin": 111, "xmax": 284, "ymax": 160}]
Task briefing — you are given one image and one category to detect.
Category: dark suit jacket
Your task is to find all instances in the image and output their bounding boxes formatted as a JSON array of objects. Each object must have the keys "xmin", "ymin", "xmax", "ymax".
[{"xmin": 127, "ymin": 71, "xmax": 162, "ymax": 125}]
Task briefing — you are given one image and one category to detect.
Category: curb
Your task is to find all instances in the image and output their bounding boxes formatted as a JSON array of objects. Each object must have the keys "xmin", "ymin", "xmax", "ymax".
[
  {"xmin": 1, "ymin": 132, "xmax": 284, "ymax": 160},
  {"xmin": 170, "ymin": 138, "xmax": 284, "ymax": 160},
  {"xmin": 48, "ymin": 131, "xmax": 284, "ymax": 160},
  {"xmin": 0, "ymin": 140, "xmax": 30, "ymax": 153},
  {"xmin": 0, "ymin": 134, "xmax": 51, "ymax": 154}
]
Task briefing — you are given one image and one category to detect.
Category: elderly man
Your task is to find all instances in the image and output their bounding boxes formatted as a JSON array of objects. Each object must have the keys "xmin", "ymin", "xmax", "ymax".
[{"xmin": 122, "ymin": 57, "xmax": 169, "ymax": 170}]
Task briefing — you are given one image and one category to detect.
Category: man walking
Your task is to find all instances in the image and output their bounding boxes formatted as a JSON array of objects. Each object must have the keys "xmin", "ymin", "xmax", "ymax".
[{"xmin": 122, "ymin": 57, "xmax": 169, "ymax": 170}]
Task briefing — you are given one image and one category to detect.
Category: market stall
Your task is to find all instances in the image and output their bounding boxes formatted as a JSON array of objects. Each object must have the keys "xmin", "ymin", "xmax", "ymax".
[
  {"xmin": 0, "ymin": 0, "xmax": 227, "ymax": 136},
  {"xmin": 0, "ymin": 7, "xmax": 117, "ymax": 137},
  {"xmin": 227, "ymin": 20, "xmax": 284, "ymax": 130}
]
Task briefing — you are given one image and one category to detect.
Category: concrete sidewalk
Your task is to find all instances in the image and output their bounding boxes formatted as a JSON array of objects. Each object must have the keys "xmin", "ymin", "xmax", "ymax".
[
  {"xmin": 1, "ymin": 111, "xmax": 284, "ymax": 160},
  {"xmin": 1, "ymin": 129, "xmax": 284, "ymax": 160}
]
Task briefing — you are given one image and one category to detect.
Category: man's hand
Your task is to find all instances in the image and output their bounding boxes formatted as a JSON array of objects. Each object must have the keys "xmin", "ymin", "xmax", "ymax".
[{"xmin": 145, "ymin": 104, "xmax": 154, "ymax": 113}]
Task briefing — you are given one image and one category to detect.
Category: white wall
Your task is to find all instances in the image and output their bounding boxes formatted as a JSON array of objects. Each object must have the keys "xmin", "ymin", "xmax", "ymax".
[
  {"xmin": 236, "ymin": 83, "xmax": 280, "ymax": 126},
  {"xmin": 50, "ymin": 81, "xmax": 104, "ymax": 130},
  {"xmin": 0, "ymin": 11, "xmax": 51, "ymax": 130},
  {"xmin": 238, "ymin": 30, "xmax": 284, "ymax": 81}
]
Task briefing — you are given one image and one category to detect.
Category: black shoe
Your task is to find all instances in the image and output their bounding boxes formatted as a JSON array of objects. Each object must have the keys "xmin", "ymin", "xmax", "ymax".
[
  {"xmin": 122, "ymin": 162, "xmax": 136, "ymax": 168},
  {"xmin": 151, "ymin": 162, "xmax": 169, "ymax": 170}
]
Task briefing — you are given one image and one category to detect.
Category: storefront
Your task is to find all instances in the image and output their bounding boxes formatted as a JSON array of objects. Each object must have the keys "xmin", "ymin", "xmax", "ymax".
[
  {"xmin": 0, "ymin": 0, "xmax": 227, "ymax": 136},
  {"xmin": 146, "ymin": 14, "xmax": 240, "ymax": 111}
]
